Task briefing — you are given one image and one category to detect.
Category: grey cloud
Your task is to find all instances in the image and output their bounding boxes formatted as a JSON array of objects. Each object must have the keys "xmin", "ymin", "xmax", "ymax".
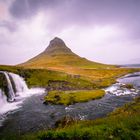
[
  {"xmin": 7, "ymin": 0, "xmax": 140, "ymax": 44},
  {"xmin": 9, "ymin": 0, "xmax": 59, "ymax": 19},
  {"xmin": 9, "ymin": 0, "xmax": 140, "ymax": 28},
  {"xmin": 9, "ymin": 0, "xmax": 140, "ymax": 22},
  {"xmin": 59, "ymin": 0, "xmax": 140, "ymax": 26},
  {"xmin": 0, "ymin": 20, "xmax": 17, "ymax": 32},
  {"xmin": 43, "ymin": 0, "xmax": 140, "ymax": 38},
  {"xmin": 7, "ymin": 0, "xmax": 140, "ymax": 37}
]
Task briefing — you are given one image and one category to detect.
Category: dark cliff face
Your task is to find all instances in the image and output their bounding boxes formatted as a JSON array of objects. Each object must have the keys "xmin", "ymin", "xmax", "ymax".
[{"xmin": 44, "ymin": 37, "xmax": 74, "ymax": 55}]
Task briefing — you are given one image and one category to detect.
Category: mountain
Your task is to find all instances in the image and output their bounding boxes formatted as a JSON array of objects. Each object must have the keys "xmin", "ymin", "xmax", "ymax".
[
  {"xmin": 20, "ymin": 37, "xmax": 115, "ymax": 73},
  {"xmin": 44, "ymin": 37, "xmax": 74, "ymax": 55}
]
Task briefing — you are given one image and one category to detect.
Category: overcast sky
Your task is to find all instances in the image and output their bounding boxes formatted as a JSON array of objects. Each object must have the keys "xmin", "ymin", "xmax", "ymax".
[{"xmin": 0, "ymin": 0, "xmax": 140, "ymax": 65}]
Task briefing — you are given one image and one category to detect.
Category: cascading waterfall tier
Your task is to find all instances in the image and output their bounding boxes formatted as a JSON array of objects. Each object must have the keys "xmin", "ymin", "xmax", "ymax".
[
  {"xmin": 2, "ymin": 72, "xmax": 15, "ymax": 102},
  {"xmin": 9, "ymin": 72, "xmax": 28, "ymax": 94},
  {"xmin": 0, "ymin": 71, "xmax": 28, "ymax": 102}
]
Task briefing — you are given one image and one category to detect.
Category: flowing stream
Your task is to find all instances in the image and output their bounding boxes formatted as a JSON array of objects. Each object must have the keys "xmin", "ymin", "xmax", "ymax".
[{"xmin": 0, "ymin": 71, "xmax": 140, "ymax": 137}]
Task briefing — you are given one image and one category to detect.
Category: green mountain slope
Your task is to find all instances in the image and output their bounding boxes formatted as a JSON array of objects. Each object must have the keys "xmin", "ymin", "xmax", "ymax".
[{"xmin": 20, "ymin": 37, "xmax": 115, "ymax": 73}]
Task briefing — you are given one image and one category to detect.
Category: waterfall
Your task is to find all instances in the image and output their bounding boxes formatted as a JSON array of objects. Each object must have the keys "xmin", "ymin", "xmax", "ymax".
[
  {"xmin": 9, "ymin": 72, "xmax": 28, "ymax": 94},
  {"xmin": 0, "ymin": 71, "xmax": 29, "ymax": 115},
  {"xmin": 0, "ymin": 71, "xmax": 29, "ymax": 102},
  {"xmin": 2, "ymin": 72, "xmax": 15, "ymax": 102},
  {"xmin": 0, "ymin": 71, "xmax": 45, "ymax": 122}
]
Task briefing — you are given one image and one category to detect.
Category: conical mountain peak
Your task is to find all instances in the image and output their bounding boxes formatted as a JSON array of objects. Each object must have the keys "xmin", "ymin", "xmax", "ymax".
[
  {"xmin": 20, "ymin": 37, "xmax": 112, "ymax": 70},
  {"xmin": 50, "ymin": 37, "xmax": 65, "ymax": 46},
  {"xmin": 44, "ymin": 37, "xmax": 73, "ymax": 55}
]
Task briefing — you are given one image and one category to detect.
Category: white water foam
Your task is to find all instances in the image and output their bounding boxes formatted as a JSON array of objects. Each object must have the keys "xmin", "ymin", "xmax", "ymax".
[
  {"xmin": 0, "ymin": 89, "xmax": 22, "ymax": 114},
  {"xmin": 105, "ymin": 83, "xmax": 138, "ymax": 96},
  {"xmin": 0, "ymin": 88, "xmax": 45, "ymax": 115}
]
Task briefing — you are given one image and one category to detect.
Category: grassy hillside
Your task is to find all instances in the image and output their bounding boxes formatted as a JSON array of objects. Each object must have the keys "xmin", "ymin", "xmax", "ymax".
[
  {"xmin": 20, "ymin": 53, "xmax": 114, "ymax": 70},
  {"xmin": 0, "ymin": 65, "xmax": 139, "ymax": 90},
  {"xmin": 0, "ymin": 65, "xmax": 95, "ymax": 90}
]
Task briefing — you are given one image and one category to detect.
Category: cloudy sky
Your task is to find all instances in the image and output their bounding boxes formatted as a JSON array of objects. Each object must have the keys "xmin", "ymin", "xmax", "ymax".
[{"xmin": 0, "ymin": 0, "xmax": 140, "ymax": 65}]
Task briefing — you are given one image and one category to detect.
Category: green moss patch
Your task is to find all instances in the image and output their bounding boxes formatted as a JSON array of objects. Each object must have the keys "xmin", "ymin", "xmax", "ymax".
[{"xmin": 45, "ymin": 90, "xmax": 105, "ymax": 105}]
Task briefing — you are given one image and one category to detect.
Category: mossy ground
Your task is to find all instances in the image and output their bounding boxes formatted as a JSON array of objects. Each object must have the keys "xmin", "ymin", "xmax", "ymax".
[{"xmin": 45, "ymin": 90, "xmax": 105, "ymax": 105}]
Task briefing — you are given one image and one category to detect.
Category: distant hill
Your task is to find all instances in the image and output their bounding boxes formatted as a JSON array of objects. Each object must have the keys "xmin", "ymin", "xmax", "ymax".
[{"xmin": 20, "ymin": 37, "xmax": 115, "ymax": 73}]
